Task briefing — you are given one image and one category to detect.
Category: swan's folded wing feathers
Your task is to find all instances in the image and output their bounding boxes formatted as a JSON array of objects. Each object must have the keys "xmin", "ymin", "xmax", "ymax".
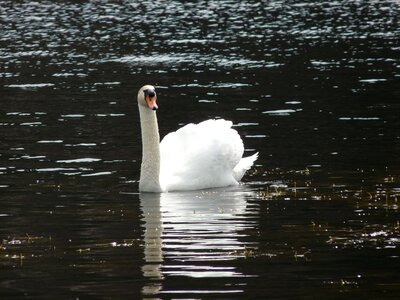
[
  {"xmin": 160, "ymin": 119, "xmax": 244, "ymax": 191},
  {"xmin": 233, "ymin": 152, "xmax": 258, "ymax": 181}
]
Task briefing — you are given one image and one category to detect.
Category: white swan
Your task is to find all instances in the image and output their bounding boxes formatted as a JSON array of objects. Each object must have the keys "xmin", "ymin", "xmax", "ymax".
[{"xmin": 137, "ymin": 84, "xmax": 258, "ymax": 192}]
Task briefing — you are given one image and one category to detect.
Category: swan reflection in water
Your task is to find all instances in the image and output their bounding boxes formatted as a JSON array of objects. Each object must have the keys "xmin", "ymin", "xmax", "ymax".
[{"xmin": 140, "ymin": 187, "xmax": 258, "ymax": 297}]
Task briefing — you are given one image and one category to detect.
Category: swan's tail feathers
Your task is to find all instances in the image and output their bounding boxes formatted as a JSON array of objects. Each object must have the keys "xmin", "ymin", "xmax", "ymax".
[{"xmin": 233, "ymin": 152, "xmax": 259, "ymax": 182}]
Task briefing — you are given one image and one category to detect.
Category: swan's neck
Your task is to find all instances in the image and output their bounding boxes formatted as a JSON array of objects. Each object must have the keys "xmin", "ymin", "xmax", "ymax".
[{"xmin": 139, "ymin": 105, "xmax": 162, "ymax": 192}]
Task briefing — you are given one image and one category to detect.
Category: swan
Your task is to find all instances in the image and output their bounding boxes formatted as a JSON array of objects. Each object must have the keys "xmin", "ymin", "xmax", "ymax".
[{"xmin": 137, "ymin": 84, "xmax": 258, "ymax": 192}]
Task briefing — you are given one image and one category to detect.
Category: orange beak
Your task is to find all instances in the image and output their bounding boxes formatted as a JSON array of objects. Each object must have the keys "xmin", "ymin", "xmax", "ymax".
[{"xmin": 146, "ymin": 95, "xmax": 158, "ymax": 111}]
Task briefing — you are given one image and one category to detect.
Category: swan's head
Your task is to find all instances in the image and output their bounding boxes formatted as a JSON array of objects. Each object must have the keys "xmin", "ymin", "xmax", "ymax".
[{"xmin": 138, "ymin": 85, "xmax": 158, "ymax": 111}]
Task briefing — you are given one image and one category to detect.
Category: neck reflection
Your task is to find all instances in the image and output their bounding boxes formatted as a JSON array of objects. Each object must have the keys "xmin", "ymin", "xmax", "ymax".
[{"xmin": 140, "ymin": 187, "xmax": 257, "ymax": 297}]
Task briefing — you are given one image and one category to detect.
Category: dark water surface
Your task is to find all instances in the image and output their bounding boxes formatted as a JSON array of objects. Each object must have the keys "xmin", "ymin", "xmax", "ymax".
[{"xmin": 1, "ymin": 0, "xmax": 400, "ymax": 299}]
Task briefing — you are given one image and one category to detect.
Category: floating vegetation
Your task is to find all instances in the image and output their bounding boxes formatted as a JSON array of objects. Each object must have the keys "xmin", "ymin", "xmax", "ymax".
[
  {"xmin": 1, "ymin": 235, "xmax": 52, "ymax": 267},
  {"xmin": 1, "ymin": 234, "xmax": 141, "ymax": 267},
  {"xmin": 251, "ymin": 168, "xmax": 400, "ymax": 205},
  {"xmin": 232, "ymin": 247, "xmax": 311, "ymax": 261},
  {"xmin": 245, "ymin": 168, "xmax": 400, "ymax": 255},
  {"xmin": 327, "ymin": 223, "xmax": 400, "ymax": 250}
]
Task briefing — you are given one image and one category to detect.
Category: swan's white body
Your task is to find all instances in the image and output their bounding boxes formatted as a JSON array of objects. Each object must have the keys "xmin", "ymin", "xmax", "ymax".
[{"xmin": 138, "ymin": 85, "xmax": 258, "ymax": 192}]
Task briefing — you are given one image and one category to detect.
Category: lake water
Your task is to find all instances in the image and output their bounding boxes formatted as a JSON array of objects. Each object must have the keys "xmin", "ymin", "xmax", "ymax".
[{"xmin": 1, "ymin": 0, "xmax": 399, "ymax": 299}]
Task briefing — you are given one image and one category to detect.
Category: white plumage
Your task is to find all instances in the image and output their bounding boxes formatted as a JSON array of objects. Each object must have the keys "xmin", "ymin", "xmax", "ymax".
[{"xmin": 137, "ymin": 85, "xmax": 258, "ymax": 193}]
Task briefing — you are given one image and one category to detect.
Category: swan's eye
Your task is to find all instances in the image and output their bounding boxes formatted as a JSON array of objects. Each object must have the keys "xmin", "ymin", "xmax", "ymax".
[
  {"xmin": 143, "ymin": 89, "xmax": 156, "ymax": 98},
  {"xmin": 148, "ymin": 91, "xmax": 156, "ymax": 98}
]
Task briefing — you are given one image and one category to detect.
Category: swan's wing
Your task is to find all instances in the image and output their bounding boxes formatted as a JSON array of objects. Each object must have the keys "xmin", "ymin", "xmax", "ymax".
[
  {"xmin": 160, "ymin": 119, "xmax": 244, "ymax": 191},
  {"xmin": 233, "ymin": 152, "xmax": 258, "ymax": 181}
]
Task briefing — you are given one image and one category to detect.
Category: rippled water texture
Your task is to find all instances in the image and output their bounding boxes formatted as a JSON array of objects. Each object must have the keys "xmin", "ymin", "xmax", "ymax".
[{"xmin": 1, "ymin": 0, "xmax": 400, "ymax": 299}]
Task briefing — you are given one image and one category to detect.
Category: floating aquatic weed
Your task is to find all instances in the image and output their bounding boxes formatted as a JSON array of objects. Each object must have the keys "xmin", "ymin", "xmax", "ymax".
[
  {"xmin": 0, "ymin": 235, "xmax": 52, "ymax": 265},
  {"xmin": 109, "ymin": 239, "xmax": 140, "ymax": 248},
  {"xmin": 326, "ymin": 224, "xmax": 400, "ymax": 250}
]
